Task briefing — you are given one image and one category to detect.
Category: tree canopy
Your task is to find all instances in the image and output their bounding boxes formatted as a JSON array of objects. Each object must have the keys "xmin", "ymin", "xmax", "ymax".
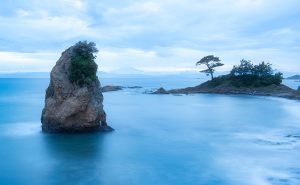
[
  {"xmin": 196, "ymin": 55, "xmax": 223, "ymax": 80},
  {"xmin": 69, "ymin": 41, "xmax": 99, "ymax": 86},
  {"xmin": 229, "ymin": 60, "xmax": 283, "ymax": 87}
]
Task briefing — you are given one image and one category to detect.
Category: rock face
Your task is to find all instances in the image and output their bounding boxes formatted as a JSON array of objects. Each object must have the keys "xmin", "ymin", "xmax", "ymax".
[{"xmin": 41, "ymin": 46, "xmax": 113, "ymax": 133}]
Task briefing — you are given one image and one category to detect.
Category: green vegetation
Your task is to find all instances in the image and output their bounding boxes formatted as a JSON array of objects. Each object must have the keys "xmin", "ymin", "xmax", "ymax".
[
  {"xmin": 69, "ymin": 41, "xmax": 98, "ymax": 86},
  {"xmin": 196, "ymin": 55, "xmax": 224, "ymax": 80},
  {"xmin": 202, "ymin": 59, "xmax": 283, "ymax": 87},
  {"xmin": 230, "ymin": 59, "xmax": 283, "ymax": 87}
]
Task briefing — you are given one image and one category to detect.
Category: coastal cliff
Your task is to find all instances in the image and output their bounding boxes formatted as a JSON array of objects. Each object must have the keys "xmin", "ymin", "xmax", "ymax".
[{"xmin": 41, "ymin": 43, "xmax": 113, "ymax": 132}]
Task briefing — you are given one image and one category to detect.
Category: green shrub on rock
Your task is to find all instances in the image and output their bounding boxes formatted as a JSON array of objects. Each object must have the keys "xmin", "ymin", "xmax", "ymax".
[{"xmin": 69, "ymin": 41, "xmax": 99, "ymax": 86}]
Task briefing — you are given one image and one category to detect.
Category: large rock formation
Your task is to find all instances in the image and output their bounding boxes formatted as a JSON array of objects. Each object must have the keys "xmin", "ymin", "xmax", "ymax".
[{"xmin": 41, "ymin": 46, "xmax": 113, "ymax": 133}]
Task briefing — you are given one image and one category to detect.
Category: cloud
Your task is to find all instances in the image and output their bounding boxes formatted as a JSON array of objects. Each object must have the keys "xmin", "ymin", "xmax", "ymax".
[
  {"xmin": 1, "ymin": 46, "xmax": 299, "ymax": 74},
  {"xmin": 0, "ymin": 51, "xmax": 58, "ymax": 72},
  {"xmin": 0, "ymin": 0, "xmax": 299, "ymax": 73}
]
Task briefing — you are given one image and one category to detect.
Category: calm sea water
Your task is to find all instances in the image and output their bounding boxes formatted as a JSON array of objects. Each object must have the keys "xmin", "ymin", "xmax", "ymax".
[{"xmin": 0, "ymin": 77, "xmax": 299, "ymax": 185}]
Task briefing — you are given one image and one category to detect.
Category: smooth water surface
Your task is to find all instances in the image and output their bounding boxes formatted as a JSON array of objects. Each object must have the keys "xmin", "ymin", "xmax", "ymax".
[{"xmin": 0, "ymin": 78, "xmax": 299, "ymax": 185}]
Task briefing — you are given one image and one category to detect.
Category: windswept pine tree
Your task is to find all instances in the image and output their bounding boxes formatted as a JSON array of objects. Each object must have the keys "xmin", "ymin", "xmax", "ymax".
[{"xmin": 196, "ymin": 55, "xmax": 224, "ymax": 80}]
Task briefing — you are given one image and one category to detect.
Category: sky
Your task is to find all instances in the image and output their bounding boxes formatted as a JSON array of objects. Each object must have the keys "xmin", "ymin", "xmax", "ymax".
[{"xmin": 0, "ymin": 0, "xmax": 299, "ymax": 74}]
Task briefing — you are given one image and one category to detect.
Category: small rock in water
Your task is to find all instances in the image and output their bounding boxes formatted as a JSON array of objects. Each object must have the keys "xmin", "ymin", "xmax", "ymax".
[
  {"xmin": 127, "ymin": 86, "xmax": 142, "ymax": 89},
  {"xmin": 152, "ymin": 87, "xmax": 169, "ymax": 94},
  {"xmin": 101, "ymin": 85, "xmax": 123, "ymax": 92}
]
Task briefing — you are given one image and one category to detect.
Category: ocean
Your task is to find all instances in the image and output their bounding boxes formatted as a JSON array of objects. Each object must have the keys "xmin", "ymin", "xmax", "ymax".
[{"xmin": 0, "ymin": 77, "xmax": 299, "ymax": 185}]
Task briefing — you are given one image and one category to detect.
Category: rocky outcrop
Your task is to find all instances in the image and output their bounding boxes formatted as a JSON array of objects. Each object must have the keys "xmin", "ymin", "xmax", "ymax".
[
  {"xmin": 101, "ymin": 85, "xmax": 123, "ymax": 92},
  {"xmin": 101, "ymin": 85, "xmax": 143, "ymax": 93},
  {"xmin": 127, "ymin": 86, "xmax": 142, "ymax": 89},
  {"xmin": 152, "ymin": 82, "xmax": 300, "ymax": 100},
  {"xmin": 152, "ymin": 87, "xmax": 169, "ymax": 94},
  {"xmin": 290, "ymin": 88, "xmax": 300, "ymax": 99},
  {"xmin": 41, "ymin": 46, "xmax": 113, "ymax": 133}
]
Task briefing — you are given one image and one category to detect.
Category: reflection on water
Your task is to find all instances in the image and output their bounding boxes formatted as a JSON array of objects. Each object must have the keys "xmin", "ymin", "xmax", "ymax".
[
  {"xmin": 0, "ymin": 78, "xmax": 300, "ymax": 185},
  {"xmin": 41, "ymin": 133, "xmax": 110, "ymax": 185},
  {"xmin": 43, "ymin": 133, "xmax": 106, "ymax": 159}
]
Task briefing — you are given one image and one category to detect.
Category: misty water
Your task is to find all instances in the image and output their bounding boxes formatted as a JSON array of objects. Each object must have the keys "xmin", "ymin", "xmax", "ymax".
[{"xmin": 0, "ymin": 77, "xmax": 300, "ymax": 185}]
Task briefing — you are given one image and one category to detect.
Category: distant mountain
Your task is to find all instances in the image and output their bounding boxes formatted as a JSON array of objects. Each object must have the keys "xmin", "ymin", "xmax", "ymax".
[{"xmin": 286, "ymin": 75, "xmax": 300, "ymax": 80}]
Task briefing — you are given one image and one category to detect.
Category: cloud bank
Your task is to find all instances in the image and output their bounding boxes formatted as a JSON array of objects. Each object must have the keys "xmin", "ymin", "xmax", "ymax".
[{"xmin": 0, "ymin": 0, "xmax": 299, "ymax": 73}]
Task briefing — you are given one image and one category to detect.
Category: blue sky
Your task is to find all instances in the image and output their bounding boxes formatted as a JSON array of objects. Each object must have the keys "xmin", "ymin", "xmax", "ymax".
[{"xmin": 0, "ymin": 0, "xmax": 299, "ymax": 74}]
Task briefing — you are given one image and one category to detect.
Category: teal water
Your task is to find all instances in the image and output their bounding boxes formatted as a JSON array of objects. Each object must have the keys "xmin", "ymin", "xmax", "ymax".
[{"xmin": 0, "ymin": 78, "xmax": 299, "ymax": 185}]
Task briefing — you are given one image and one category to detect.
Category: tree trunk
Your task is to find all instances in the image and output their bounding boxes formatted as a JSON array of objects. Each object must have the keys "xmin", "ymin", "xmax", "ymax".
[{"xmin": 210, "ymin": 71, "xmax": 214, "ymax": 80}]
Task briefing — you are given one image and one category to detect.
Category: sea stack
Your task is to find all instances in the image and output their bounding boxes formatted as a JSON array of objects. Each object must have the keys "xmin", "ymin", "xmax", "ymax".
[{"xmin": 41, "ymin": 41, "xmax": 113, "ymax": 132}]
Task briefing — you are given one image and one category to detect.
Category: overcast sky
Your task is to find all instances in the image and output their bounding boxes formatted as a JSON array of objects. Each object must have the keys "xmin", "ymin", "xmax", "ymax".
[{"xmin": 0, "ymin": 0, "xmax": 299, "ymax": 74}]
